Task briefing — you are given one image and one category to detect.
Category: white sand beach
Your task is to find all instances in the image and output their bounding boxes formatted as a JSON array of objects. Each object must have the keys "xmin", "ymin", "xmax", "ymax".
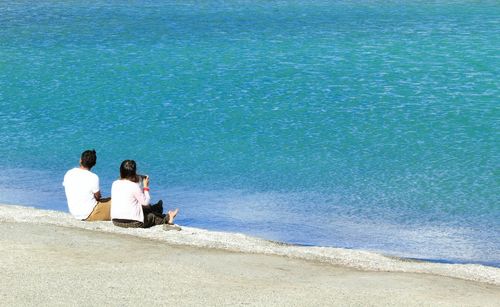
[{"xmin": 1, "ymin": 204, "xmax": 499, "ymax": 306}]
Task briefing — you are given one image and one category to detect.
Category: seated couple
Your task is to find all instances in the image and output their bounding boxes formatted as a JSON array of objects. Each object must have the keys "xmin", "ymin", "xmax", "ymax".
[{"xmin": 63, "ymin": 149, "xmax": 178, "ymax": 229}]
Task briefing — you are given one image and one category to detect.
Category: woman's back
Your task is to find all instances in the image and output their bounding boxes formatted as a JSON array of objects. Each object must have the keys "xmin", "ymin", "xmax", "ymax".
[{"xmin": 111, "ymin": 179, "xmax": 149, "ymax": 222}]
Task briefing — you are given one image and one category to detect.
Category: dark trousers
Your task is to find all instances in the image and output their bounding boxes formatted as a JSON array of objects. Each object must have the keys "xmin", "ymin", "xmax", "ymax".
[{"xmin": 112, "ymin": 203, "xmax": 165, "ymax": 228}]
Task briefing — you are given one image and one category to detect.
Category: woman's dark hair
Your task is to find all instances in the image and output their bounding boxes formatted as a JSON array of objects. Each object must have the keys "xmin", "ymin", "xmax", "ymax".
[
  {"xmin": 81, "ymin": 150, "xmax": 97, "ymax": 169},
  {"xmin": 120, "ymin": 160, "xmax": 139, "ymax": 182}
]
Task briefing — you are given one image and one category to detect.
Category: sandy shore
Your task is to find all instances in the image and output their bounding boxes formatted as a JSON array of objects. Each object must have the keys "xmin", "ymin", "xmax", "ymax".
[{"xmin": 1, "ymin": 204, "xmax": 499, "ymax": 306}]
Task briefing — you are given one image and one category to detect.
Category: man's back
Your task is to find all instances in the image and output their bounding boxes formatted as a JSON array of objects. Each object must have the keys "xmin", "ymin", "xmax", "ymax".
[{"xmin": 63, "ymin": 167, "xmax": 99, "ymax": 220}]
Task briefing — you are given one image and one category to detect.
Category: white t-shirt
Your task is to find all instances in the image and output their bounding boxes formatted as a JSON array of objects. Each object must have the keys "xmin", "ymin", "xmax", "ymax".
[
  {"xmin": 63, "ymin": 168, "xmax": 99, "ymax": 220},
  {"xmin": 111, "ymin": 179, "xmax": 150, "ymax": 223}
]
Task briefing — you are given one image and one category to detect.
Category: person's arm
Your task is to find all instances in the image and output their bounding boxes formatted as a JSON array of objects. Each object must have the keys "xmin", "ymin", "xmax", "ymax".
[
  {"xmin": 134, "ymin": 176, "xmax": 151, "ymax": 207},
  {"xmin": 94, "ymin": 191, "xmax": 102, "ymax": 201},
  {"xmin": 92, "ymin": 175, "xmax": 104, "ymax": 202},
  {"xmin": 93, "ymin": 191, "xmax": 110, "ymax": 202}
]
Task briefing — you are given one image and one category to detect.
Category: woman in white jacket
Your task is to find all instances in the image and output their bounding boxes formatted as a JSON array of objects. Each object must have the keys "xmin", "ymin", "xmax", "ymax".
[{"xmin": 111, "ymin": 160, "xmax": 178, "ymax": 228}]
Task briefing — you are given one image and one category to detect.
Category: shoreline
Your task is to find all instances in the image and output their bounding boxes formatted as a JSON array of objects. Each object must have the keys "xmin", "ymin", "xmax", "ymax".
[
  {"xmin": 2, "ymin": 221, "xmax": 499, "ymax": 306},
  {"xmin": 1, "ymin": 203, "xmax": 499, "ymax": 286}
]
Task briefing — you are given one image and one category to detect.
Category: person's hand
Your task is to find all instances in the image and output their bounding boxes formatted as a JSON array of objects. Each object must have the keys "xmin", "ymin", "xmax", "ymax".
[{"xmin": 143, "ymin": 176, "xmax": 149, "ymax": 188}]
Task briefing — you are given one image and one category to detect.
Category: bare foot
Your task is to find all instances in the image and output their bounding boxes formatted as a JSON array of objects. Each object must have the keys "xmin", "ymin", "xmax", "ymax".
[{"xmin": 166, "ymin": 208, "xmax": 179, "ymax": 224}]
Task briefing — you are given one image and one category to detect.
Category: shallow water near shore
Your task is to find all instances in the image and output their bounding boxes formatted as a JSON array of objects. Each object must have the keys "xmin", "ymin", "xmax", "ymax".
[{"xmin": 0, "ymin": 0, "xmax": 499, "ymax": 266}]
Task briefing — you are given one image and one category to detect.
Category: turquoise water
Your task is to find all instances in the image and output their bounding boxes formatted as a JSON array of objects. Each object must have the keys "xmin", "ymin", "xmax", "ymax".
[{"xmin": 0, "ymin": 0, "xmax": 499, "ymax": 266}]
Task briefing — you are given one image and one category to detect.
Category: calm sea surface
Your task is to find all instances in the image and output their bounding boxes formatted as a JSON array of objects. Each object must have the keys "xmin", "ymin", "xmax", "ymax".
[{"xmin": 0, "ymin": 0, "xmax": 498, "ymax": 266}]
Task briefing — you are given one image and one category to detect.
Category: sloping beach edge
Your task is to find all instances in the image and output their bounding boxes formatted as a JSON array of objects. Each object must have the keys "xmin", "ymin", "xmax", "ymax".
[{"xmin": 1, "ymin": 203, "xmax": 498, "ymax": 286}]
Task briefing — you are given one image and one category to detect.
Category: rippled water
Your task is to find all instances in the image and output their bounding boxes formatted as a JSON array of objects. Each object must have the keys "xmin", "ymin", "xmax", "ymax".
[{"xmin": 0, "ymin": 0, "xmax": 498, "ymax": 266}]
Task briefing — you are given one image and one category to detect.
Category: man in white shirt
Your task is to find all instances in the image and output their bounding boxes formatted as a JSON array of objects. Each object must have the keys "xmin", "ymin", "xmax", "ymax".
[{"xmin": 63, "ymin": 149, "xmax": 111, "ymax": 221}]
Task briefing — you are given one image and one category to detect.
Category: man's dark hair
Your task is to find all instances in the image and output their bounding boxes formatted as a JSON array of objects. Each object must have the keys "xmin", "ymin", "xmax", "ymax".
[
  {"xmin": 120, "ymin": 160, "xmax": 139, "ymax": 182},
  {"xmin": 81, "ymin": 149, "xmax": 97, "ymax": 169}
]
